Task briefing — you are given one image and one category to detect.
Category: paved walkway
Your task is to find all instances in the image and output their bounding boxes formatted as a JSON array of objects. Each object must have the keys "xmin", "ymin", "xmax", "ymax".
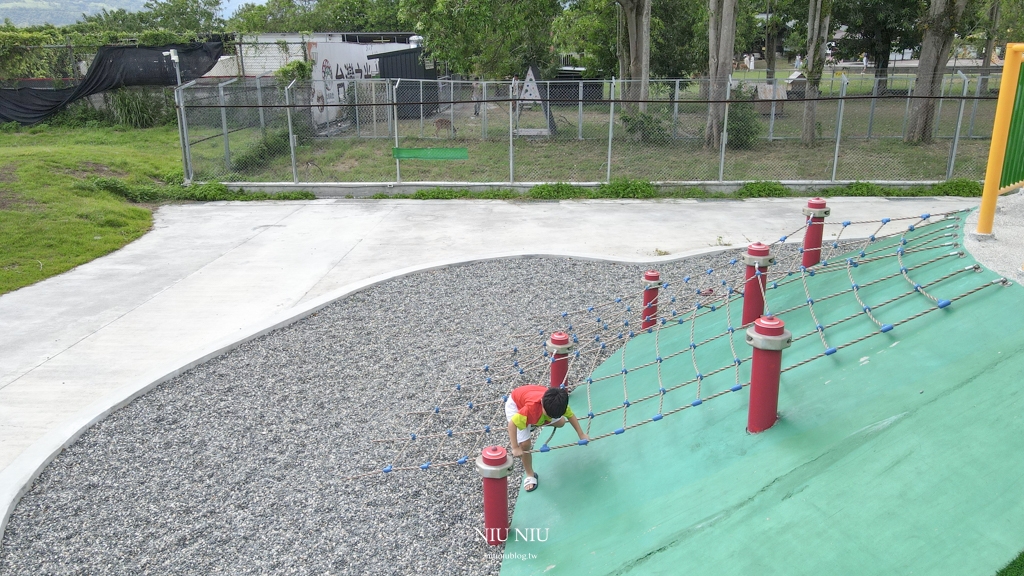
[{"xmin": 0, "ymin": 197, "xmax": 979, "ymax": 475}]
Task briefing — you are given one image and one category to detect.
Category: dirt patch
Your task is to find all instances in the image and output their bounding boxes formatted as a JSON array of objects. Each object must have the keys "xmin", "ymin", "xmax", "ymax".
[
  {"xmin": 333, "ymin": 158, "xmax": 359, "ymax": 172},
  {"xmin": 0, "ymin": 164, "xmax": 16, "ymax": 183},
  {"xmin": 63, "ymin": 162, "xmax": 126, "ymax": 179},
  {"xmin": 0, "ymin": 189, "xmax": 41, "ymax": 211}
]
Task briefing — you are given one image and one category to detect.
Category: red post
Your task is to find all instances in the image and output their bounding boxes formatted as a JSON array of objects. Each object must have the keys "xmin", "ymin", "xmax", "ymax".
[
  {"xmin": 642, "ymin": 270, "xmax": 661, "ymax": 330},
  {"xmin": 476, "ymin": 446, "xmax": 513, "ymax": 545},
  {"xmin": 548, "ymin": 331, "xmax": 571, "ymax": 388},
  {"xmin": 741, "ymin": 242, "xmax": 775, "ymax": 326},
  {"xmin": 801, "ymin": 197, "xmax": 831, "ymax": 268},
  {"xmin": 745, "ymin": 316, "xmax": 792, "ymax": 433}
]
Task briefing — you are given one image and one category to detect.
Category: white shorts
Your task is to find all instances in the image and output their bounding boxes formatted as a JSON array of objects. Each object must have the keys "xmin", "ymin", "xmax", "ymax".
[{"xmin": 505, "ymin": 395, "xmax": 565, "ymax": 444}]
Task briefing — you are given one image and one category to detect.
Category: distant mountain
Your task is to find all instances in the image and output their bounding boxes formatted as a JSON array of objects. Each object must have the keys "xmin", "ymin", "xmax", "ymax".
[{"xmin": 1, "ymin": 0, "xmax": 148, "ymax": 27}]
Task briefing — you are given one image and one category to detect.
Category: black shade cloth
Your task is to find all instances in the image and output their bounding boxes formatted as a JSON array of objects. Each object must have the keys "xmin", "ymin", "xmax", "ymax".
[{"xmin": 0, "ymin": 42, "xmax": 223, "ymax": 125}]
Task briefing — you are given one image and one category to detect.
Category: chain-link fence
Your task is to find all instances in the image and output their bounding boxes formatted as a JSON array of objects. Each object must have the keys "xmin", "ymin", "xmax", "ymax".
[{"xmin": 177, "ymin": 72, "xmax": 1000, "ymax": 186}]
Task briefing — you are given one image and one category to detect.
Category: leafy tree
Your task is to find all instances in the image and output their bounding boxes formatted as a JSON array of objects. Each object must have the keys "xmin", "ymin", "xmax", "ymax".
[
  {"xmin": 802, "ymin": 0, "xmax": 832, "ymax": 145},
  {"xmin": 144, "ymin": 0, "xmax": 225, "ymax": 32},
  {"xmin": 400, "ymin": 0, "xmax": 561, "ymax": 77},
  {"xmin": 552, "ymin": 0, "xmax": 618, "ymax": 78},
  {"xmin": 229, "ymin": 0, "xmax": 402, "ymax": 33},
  {"xmin": 832, "ymin": 0, "xmax": 922, "ymax": 92}
]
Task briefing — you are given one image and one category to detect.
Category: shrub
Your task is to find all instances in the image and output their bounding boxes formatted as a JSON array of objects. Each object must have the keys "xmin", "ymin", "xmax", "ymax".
[
  {"xmin": 108, "ymin": 88, "xmax": 174, "ymax": 128},
  {"xmin": 735, "ymin": 181, "xmax": 790, "ymax": 198},
  {"xmin": 232, "ymin": 129, "xmax": 291, "ymax": 173},
  {"xmin": 0, "ymin": 121, "xmax": 20, "ymax": 133},
  {"xmin": 620, "ymin": 111, "xmax": 668, "ymax": 143},
  {"xmin": 528, "ymin": 183, "xmax": 587, "ymax": 199},
  {"xmin": 48, "ymin": 100, "xmax": 112, "ymax": 128},
  {"xmin": 595, "ymin": 178, "xmax": 658, "ymax": 198},
  {"xmin": 727, "ymin": 87, "xmax": 764, "ymax": 150},
  {"xmin": 931, "ymin": 179, "xmax": 982, "ymax": 197},
  {"xmin": 275, "ymin": 60, "xmax": 313, "ymax": 83}
]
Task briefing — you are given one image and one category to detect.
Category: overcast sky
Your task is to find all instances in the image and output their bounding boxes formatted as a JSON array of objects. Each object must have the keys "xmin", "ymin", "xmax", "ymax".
[{"xmin": 221, "ymin": 0, "xmax": 267, "ymax": 19}]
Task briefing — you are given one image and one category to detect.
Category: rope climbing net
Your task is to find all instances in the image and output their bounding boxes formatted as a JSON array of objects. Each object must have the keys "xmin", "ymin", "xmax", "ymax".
[{"xmin": 360, "ymin": 208, "xmax": 1011, "ymax": 479}]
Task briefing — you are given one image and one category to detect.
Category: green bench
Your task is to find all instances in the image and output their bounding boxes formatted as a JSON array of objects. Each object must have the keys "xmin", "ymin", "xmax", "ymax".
[{"xmin": 392, "ymin": 148, "xmax": 469, "ymax": 160}]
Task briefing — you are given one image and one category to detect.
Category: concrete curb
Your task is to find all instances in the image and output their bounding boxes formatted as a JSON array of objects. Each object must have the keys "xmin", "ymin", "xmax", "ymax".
[{"xmin": 0, "ymin": 245, "xmax": 737, "ymax": 543}]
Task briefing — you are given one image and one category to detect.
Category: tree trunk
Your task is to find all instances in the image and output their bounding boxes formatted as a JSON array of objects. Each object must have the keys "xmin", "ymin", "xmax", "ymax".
[
  {"xmin": 706, "ymin": 0, "xmax": 737, "ymax": 149},
  {"xmin": 979, "ymin": 0, "xmax": 1001, "ymax": 93},
  {"xmin": 802, "ymin": 0, "xmax": 831, "ymax": 145},
  {"xmin": 616, "ymin": 0, "xmax": 652, "ymax": 113},
  {"xmin": 873, "ymin": 51, "xmax": 890, "ymax": 93},
  {"xmin": 766, "ymin": 28, "xmax": 778, "ymax": 81},
  {"xmin": 905, "ymin": 0, "xmax": 970, "ymax": 143}
]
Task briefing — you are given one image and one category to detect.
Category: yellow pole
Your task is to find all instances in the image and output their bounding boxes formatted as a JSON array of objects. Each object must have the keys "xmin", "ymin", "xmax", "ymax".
[{"xmin": 977, "ymin": 43, "xmax": 1024, "ymax": 235}]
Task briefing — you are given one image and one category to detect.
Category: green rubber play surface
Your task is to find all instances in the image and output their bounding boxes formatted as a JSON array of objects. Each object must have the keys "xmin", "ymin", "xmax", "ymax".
[{"xmin": 503, "ymin": 212, "xmax": 1024, "ymax": 575}]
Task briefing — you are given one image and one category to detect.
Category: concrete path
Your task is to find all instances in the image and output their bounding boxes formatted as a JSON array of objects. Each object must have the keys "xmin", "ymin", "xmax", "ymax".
[{"xmin": 0, "ymin": 197, "xmax": 979, "ymax": 476}]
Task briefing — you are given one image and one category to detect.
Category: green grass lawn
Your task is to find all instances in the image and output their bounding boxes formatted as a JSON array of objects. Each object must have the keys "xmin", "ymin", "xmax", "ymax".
[{"xmin": 0, "ymin": 126, "xmax": 179, "ymax": 295}]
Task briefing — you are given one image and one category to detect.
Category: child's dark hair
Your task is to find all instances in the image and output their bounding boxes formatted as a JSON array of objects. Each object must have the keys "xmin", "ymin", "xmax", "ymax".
[{"xmin": 542, "ymin": 387, "xmax": 569, "ymax": 419}]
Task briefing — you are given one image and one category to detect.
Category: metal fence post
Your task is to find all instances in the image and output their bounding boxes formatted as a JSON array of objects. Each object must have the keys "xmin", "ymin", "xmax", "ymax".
[
  {"xmin": 483, "ymin": 81, "xmax": 488, "ymax": 138},
  {"xmin": 768, "ymin": 77, "xmax": 777, "ymax": 141},
  {"xmin": 968, "ymin": 73, "xmax": 982, "ymax": 138},
  {"xmin": 902, "ymin": 77, "xmax": 914, "ymax": 141},
  {"xmin": 946, "ymin": 70, "xmax": 969, "ymax": 180},
  {"xmin": 217, "ymin": 77, "xmax": 237, "ymax": 172},
  {"xmin": 385, "ymin": 81, "xmax": 393, "ymax": 137},
  {"xmin": 419, "ymin": 79, "xmax": 424, "ymax": 138},
  {"xmin": 606, "ymin": 77, "xmax": 615, "ymax": 183},
  {"xmin": 285, "ymin": 79, "xmax": 298, "ymax": 184},
  {"xmin": 718, "ymin": 76, "xmax": 731, "ymax": 182},
  {"xmin": 372, "ymin": 81, "xmax": 378, "ymax": 138},
  {"xmin": 394, "ymin": 79, "xmax": 402, "ymax": 183},
  {"xmin": 934, "ymin": 75, "xmax": 947, "ymax": 139},
  {"xmin": 578, "ymin": 81, "xmax": 584, "ymax": 140},
  {"xmin": 672, "ymin": 79, "xmax": 680, "ymax": 139},
  {"xmin": 355, "ymin": 82, "xmax": 361, "ymax": 137},
  {"xmin": 450, "ymin": 80, "xmax": 455, "ymax": 130},
  {"xmin": 176, "ymin": 79, "xmax": 198, "ymax": 185},
  {"xmin": 509, "ymin": 84, "xmax": 514, "ymax": 184},
  {"xmin": 867, "ymin": 75, "xmax": 878, "ymax": 139},
  {"xmin": 256, "ymin": 73, "xmax": 266, "ymax": 135},
  {"xmin": 831, "ymin": 74, "xmax": 848, "ymax": 182}
]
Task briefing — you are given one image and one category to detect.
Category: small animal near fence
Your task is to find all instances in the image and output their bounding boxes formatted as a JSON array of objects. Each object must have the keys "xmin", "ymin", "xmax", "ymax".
[{"xmin": 175, "ymin": 73, "xmax": 1001, "ymax": 187}]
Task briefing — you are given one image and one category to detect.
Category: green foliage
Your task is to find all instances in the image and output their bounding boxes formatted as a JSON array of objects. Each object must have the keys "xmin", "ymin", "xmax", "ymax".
[
  {"xmin": 0, "ymin": 122, "xmax": 20, "ymax": 133},
  {"xmin": 832, "ymin": 0, "xmax": 922, "ymax": 72},
  {"xmin": 735, "ymin": 181, "xmax": 790, "ymax": 198},
  {"xmin": 48, "ymin": 100, "xmax": 114, "ymax": 128},
  {"xmin": 109, "ymin": 88, "xmax": 174, "ymax": 129},
  {"xmin": 621, "ymin": 112, "xmax": 669, "ymax": 143},
  {"xmin": 401, "ymin": 0, "xmax": 561, "ymax": 76},
  {"xmin": 528, "ymin": 183, "xmax": 586, "ymax": 199},
  {"xmin": 232, "ymin": 129, "xmax": 292, "ymax": 173},
  {"xmin": 997, "ymin": 548, "xmax": 1024, "ymax": 576},
  {"xmin": 229, "ymin": 0, "xmax": 402, "ymax": 34},
  {"xmin": 79, "ymin": 176, "xmax": 316, "ymax": 202},
  {"xmin": 595, "ymin": 178, "xmax": 659, "ymax": 198},
  {"xmin": 930, "ymin": 179, "xmax": 983, "ymax": 197},
  {"xmin": 814, "ymin": 180, "xmax": 982, "ymax": 197},
  {"xmin": 727, "ymin": 88, "xmax": 764, "ymax": 150},
  {"xmin": 275, "ymin": 60, "xmax": 313, "ymax": 83}
]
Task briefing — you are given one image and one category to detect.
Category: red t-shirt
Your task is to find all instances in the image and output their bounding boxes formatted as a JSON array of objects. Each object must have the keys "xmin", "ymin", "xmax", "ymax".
[{"xmin": 509, "ymin": 385, "xmax": 575, "ymax": 430}]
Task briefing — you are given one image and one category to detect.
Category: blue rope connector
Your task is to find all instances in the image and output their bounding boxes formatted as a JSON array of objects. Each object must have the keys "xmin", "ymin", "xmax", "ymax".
[
  {"xmin": 615, "ymin": 298, "xmax": 622, "ymax": 303},
  {"xmin": 683, "ymin": 276, "xmax": 691, "ymax": 283},
  {"xmin": 562, "ymin": 311, "xmax": 568, "ymax": 317},
  {"xmin": 446, "ymin": 429, "xmax": 453, "ymax": 437},
  {"xmin": 623, "ymin": 399, "xmax": 631, "ymax": 407},
  {"xmin": 383, "ymin": 465, "xmax": 393, "ymax": 473},
  {"xmin": 629, "ymin": 331, "xmax": 635, "ymax": 338},
  {"xmin": 901, "ymin": 239, "xmax": 908, "ymax": 245},
  {"xmin": 434, "ymin": 406, "xmax": 440, "ymax": 413},
  {"xmin": 512, "ymin": 346, "xmax": 518, "ymax": 353},
  {"xmin": 660, "ymin": 318, "xmax": 667, "ymax": 325},
  {"xmin": 677, "ymin": 319, "xmax": 684, "ymax": 325},
  {"xmin": 696, "ymin": 373, "xmax": 704, "ymax": 381},
  {"xmin": 728, "ymin": 326, "xmax": 734, "ymax": 333},
  {"xmin": 809, "ymin": 270, "xmax": 816, "ymax": 276},
  {"xmin": 690, "ymin": 342, "xmax": 697, "ymax": 349},
  {"xmin": 914, "ymin": 283, "xmax": 921, "ymax": 291},
  {"xmin": 734, "ymin": 358, "xmax": 742, "ymax": 366},
  {"xmin": 420, "ymin": 462, "xmax": 430, "ymax": 470},
  {"xmin": 618, "ymin": 332, "xmax": 624, "ymax": 339},
  {"xmin": 603, "ymin": 323, "xmax": 609, "ymax": 330},
  {"xmin": 707, "ymin": 268, "xmax": 714, "ymax": 275},
  {"xmin": 519, "ymin": 368, "xmax": 525, "ymax": 374},
  {"xmin": 779, "ymin": 235, "xmax": 788, "ymax": 242},
  {"xmin": 771, "ymin": 282, "xmax": 778, "ymax": 290},
  {"xmin": 623, "ymin": 319, "xmax": 630, "ymax": 326},
  {"xmin": 578, "ymin": 439, "xmax": 589, "ymax": 445},
  {"xmin": 484, "ymin": 425, "xmax": 491, "ymax": 433},
  {"xmin": 483, "ymin": 364, "xmax": 490, "ymax": 372},
  {"xmin": 807, "ymin": 298, "xmax": 815, "ymax": 305},
  {"xmin": 860, "ymin": 250, "xmax": 867, "ymax": 257},
  {"xmin": 937, "ymin": 299, "xmax": 951, "ymax": 308},
  {"xmin": 825, "ymin": 347, "xmax": 837, "ymax": 355},
  {"xmin": 754, "ymin": 269, "xmax": 762, "ymax": 277},
  {"xmin": 921, "ymin": 213, "xmax": 931, "ymax": 220},
  {"xmin": 588, "ymin": 306, "xmax": 594, "ymax": 312},
  {"xmin": 621, "ymin": 368, "xmax": 628, "ymax": 374},
  {"xmin": 587, "ymin": 411, "xmax": 595, "ymax": 419},
  {"xmin": 594, "ymin": 335, "xmax": 601, "ymax": 342},
  {"xmin": 538, "ymin": 329, "xmax": 545, "ymax": 335},
  {"xmin": 868, "ymin": 236, "xmax": 875, "ymax": 243},
  {"xmin": 601, "ymin": 343, "xmax": 607, "ymax": 349},
  {"xmin": 881, "ymin": 324, "xmax": 894, "ymax": 333},
  {"xmin": 730, "ymin": 258, "xmax": 738, "ymax": 265},
  {"xmin": 822, "ymin": 260, "xmax": 829, "ymax": 266},
  {"xmin": 711, "ymin": 305, "xmax": 717, "ymax": 311},
  {"xmin": 882, "ymin": 217, "xmax": 891, "ymax": 224},
  {"xmin": 574, "ymin": 350, "xmax": 580, "ymax": 357},
  {"xmin": 596, "ymin": 317, "xmax": 602, "ymax": 323},
  {"xmin": 410, "ymin": 433, "xmax": 417, "ymax": 440},
  {"xmin": 851, "ymin": 283, "xmax": 859, "ymax": 290},
  {"xmin": 486, "ymin": 377, "xmax": 492, "ymax": 384},
  {"xmin": 457, "ymin": 456, "xmax": 468, "ymax": 465},
  {"xmin": 502, "ymin": 394, "xmax": 509, "ymax": 401},
  {"xmin": 897, "ymin": 248, "xmax": 905, "ymax": 255},
  {"xmin": 652, "ymin": 414, "xmax": 663, "ymax": 421},
  {"xmin": 863, "ymin": 305, "xmax": 871, "ymax": 312},
  {"xmin": 691, "ymin": 399, "xmax": 703, "ymax": 407},
  {"xmin": 467, "ymin": 402, "xmax": 474, "ymax": 409},
  {"xmin": 908, "ymin": 224, "xmax": 916, "ymax": 231},
  {"xmin": 730, "ymin": 384, "xmax": 743, "ymax": 392},
  {"xmin": 842, "ymin": 220, "xmax": 851, "ymax": 227},
  {"xmin": 587, "ymin": 377, "xmax": 594, "ymax": 384},
  {"xmin": 614, "ymin": 428, "xmax": 625, "ymax": 435},
  {"xmin": 729, "ymin": 286, "xmax": 736, "ymax": 294},
  {"xmin": 656, "ymin": 356, "xmax": 663, "ymax": 363},
  {"xmin": 540, "ymin": 444, "xmax": 550, "ymax": 452},
  {"xmin": 799, "ymin": 247, "xmax": 805, "ymax": 254},
  {"xmin": 671, "ymin": 296, "xmax": 677, "ymax": 303},
  {"xmin": 456, "ymin": 384, "xmax": 461, "ymax": 391},
  {"xmin": 573, "ymin": 336, "xmax": 579, "ymax": 344},
  {"xmin": 696, "ymin": 302, "xmax": 703, "ymax": 309},
  {"xmin": 659, "ymin": 387, "xmax": 667, "ymax": 395},
  {"xmin": 817, "ymin": 324, "xmax": 824, "ymax": 332},
  {"xmin": 567, "ymin": 324, "xmax": 573, "ymax": 331},
  {"xmin": 626, "ymin": 306, "xmax": 632, "ymax": 312}
]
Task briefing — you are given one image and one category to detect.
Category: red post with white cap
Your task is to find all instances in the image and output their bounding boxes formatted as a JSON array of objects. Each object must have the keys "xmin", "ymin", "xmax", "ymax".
[
  {"xmin": 745, "ymin": 316, "xmax": 792, "ymax": 433},
  {"xmin": 801, "ymin": 197, "xmax": 831, "ymax": 268},
  {"xmin": 548, "ymin": 331, "xmax": 572, "ymax": 388},
  {"xmin": 741, "ymin": 243, "xmax": 775, "ymax": 326},
  {"xmin": 476, "ymin": 446, "xmax": 514, "ymax": 545},
  {"xmin": 642, "ymin": 270, "xmax": 661, "ymax": 330}
]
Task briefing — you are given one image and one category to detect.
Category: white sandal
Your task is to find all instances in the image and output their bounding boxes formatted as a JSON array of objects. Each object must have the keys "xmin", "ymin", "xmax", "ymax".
[{"xmin": 524, "ymin": 473, "xmax": 539, "ymax": 492}]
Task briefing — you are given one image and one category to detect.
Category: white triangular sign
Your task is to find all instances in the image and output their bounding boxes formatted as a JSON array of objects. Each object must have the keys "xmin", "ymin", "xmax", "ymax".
[{"xmin": 519, "ymin": 66, "xmax": 542, "ymax": 104}]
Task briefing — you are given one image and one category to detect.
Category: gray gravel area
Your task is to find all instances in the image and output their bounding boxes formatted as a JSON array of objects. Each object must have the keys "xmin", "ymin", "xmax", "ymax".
[
  {"xmin": 966, "ymin": 189, "xmax": 1024, "ymax": 283},
  {"xmin": 0, "ymin": 253, "xmax": 754, "ymax": 576}
]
